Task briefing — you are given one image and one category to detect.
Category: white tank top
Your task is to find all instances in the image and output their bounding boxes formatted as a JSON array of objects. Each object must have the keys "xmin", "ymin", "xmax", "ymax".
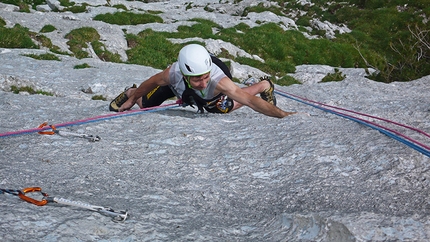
[{"xmin": 168, "ymin": 62, "xmax": 227, "ymax": 100}]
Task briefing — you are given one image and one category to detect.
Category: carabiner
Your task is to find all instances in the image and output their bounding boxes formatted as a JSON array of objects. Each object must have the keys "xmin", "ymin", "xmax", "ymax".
[
  {"xmin": 18, "ymin": 187, "xmax": 49, "ymax": 206},
  {"xmin": 38, "ymin": 122, "xmax": 57, "ymax": 135}
]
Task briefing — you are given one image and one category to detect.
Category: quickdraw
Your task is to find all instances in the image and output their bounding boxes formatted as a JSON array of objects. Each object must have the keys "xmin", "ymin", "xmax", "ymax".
[
  {"xmin": 38, "ymin": 122, "xmax": 101, "ymax": 142},
  {"xmin": 1, "ymin": 187, "xmax": 128, "ymax": 222}
]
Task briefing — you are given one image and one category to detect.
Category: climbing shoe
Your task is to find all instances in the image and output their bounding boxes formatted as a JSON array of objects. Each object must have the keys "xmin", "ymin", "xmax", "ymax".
[
  {"xmin": 259, "ymin": 76, "xmax": 277, "ymax": 106},
  {"xmin": 109, "ymin": 84, "xmax": 136, "ymax": 112}
]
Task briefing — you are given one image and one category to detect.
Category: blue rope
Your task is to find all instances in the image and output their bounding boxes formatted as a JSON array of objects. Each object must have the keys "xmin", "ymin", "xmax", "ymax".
[
  {"xmin": 276, "ymin": 91, "xmax": 430, "ymax": 158},
  {"xmin": 55, "ymin": 104, "xmax": 180, "ymax": 129},
  {"xmin": 0, "ymin": 104, "xmax": 180, "ymax": 138},
  {"xmin": 0, "ymin": 189, "xmax": 21, "ymax": 196}
]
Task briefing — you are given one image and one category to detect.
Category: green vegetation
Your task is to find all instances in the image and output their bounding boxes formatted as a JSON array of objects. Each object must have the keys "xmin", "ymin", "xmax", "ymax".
[
  {"xmin": 321, "ymin": 68, "xmax": 346, "ymax": 83},
  {"xmin": 242, "ymin": 2, "xmax": 286, "ymax": 17},
  {"xmin": 0, "ymin": 0, "xmax": 45, "ymax": 12},
  {"xmin": 58, "ymin": 0, "xmax": 74, "ymax": 7},
  {"xmin": 93, "ymin": 12, "xmax": 163, "ymax": 25},
  {"xmin": 10, "ymin": 85, "xmax": 54, "ymax": 96},
  {"xmin": 0, "ymin": 21, "xmax": 65, "ymax": 53},
  {"xmin": 23, "ymin": 53, "xmax": 61, "ymax": 61},
  {"xmin": 62, "ymin": 3, "xmax": 88, "ymax": 13},
  {"xmin": 277, "ymin": 0, "xmax": 429, "ymax": 82},
  {"xmin": 91, "ymin": 95, "xmax": 107, "ymax": 101},
  {"xmin": 0, "ymin": 24, "xmax": 38, "ymax": 49},
  {"xmin": 277, "ymin": 75, "xmax": 302, "ymax": 86},
  {"xmin": 0, "ymin": 0, "xmax": 428, "ymax": 84},
  {"xmin": 124, "ymin": 19, "xmax": 358, "ymax": 78},
  {"xmin": 0, "ymin": 0, "xmax": 88, "ymax": 13},
  {"xmin": 74, "ymin": 63, "xmax": 92, "ymax": 69},
  {"xmin": 125, "ymin": 29, "xmax": 182, "ymax": 68},
  {"xmin": 65, "ymin": 27, "xmax": 122, "ymax": 62},
  {"xmin": 65, "ymin": 27, "xmax": 100, "ymax": 59},
  {"xmin": 113, "ymin": 4, "xmax": 128, "ymax": 11},
  {"xmin": 40, "ymin": 25, "xmax": 57, "ymax": 33}
]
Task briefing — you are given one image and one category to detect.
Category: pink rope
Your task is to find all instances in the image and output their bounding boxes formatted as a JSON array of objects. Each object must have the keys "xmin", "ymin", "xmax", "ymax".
[
  {"xmin": 276, "ymin": 89, "xmax": 430, "ymax": 138},
  {"xmin": 0, "ymin": 101, "xmax": 181, "ymax": 138},
  {"xmin": 328, "ymin": 105, "xmax": 430, "ymax": 151}
]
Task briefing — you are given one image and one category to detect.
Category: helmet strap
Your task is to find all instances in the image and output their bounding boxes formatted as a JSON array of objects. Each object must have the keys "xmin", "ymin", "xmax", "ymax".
[
  {"xmin": 182, "ymin": 76, "xmax": 206, "ymax": 97},
  {"xmin": 183, "ymin": 76, "xmax": 193, "ymax": 89}
]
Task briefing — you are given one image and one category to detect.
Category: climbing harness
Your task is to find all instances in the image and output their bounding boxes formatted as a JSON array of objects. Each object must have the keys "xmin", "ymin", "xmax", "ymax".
[
  {"xmin": 275, "ymin": 89, "xmax": 430, "ymax": 158},
  {"xmin": 38, "ymin": 122, "xmax": 101, "ymax": 142},
  {"xmin": 1, "ymin": 187, "xmax": 128, "ymax": 222},
  {"xmin": 0, "ymin": 100, "xmax": 181, "ymax": 138}
]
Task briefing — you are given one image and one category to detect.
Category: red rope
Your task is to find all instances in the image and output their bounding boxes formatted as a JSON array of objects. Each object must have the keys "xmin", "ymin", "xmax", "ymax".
[
  {"xmin": 276, "ymin": 89, "xmax": 430, "ymax": 138},
  {"xmin": 0, "ymin": 101, "xmax": 181, "ymax": 138}
]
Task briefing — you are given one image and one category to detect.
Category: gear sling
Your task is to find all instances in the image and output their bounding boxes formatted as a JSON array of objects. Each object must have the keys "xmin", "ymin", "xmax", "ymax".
[{"xmin": 140, "ymin": 55, "xmax": 234, "ymax": 113}]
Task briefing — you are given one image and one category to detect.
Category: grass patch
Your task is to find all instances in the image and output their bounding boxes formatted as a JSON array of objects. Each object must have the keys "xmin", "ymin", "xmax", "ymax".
[
  {"xmin": 321, "ymin": 68, "xmax": 346, "ymax": 82},
  {"xmin": 126, "ymin": 29, "xmax": 183, "ymax": 69},
  {"xmin": 0, "ymin": 0, "xmax": 428, "ymax": 84},
  {"xmin": 0, "ymin": 0, "xmax": 46, "ymax": 12},
  {"xmin": 0, "ymin": 17, "xmax": 6, "ymax": 27},
  {"xmin": 0, "ymin": 24, "xmax": 38, "ymax": 49},
  {"xmin": 242, "ymin": 2, "xmax": 286, "ymax": 17},
  {"xmin": 124, "ymin": 19, "xmax": 359, "ymax": 83},
  {"xmin": 10, "ymin": 85, "xmax": 54, "ymax": 96},
  {"xmin": 23, "ymin": 53, "xmax": 61, "ymax": 61},
  {"xmin": 93, "ymin": 12, "xmax": 163, "ymax": 25},
  {"xmin": 64, "ymin": 27, "xmax": 121, "ymax": 62},
  {"xmin": 277, "ymin": 75, "xmax": 301, "ymax": 86},
  {"xmin": 113, "ymin": 4, "xmax": 127, "ymax": 11},
  {"xmin": 62, "ymin": 3, "xmax": 88, "ymax": 13},
  {"xmin": 58, "ymin": 0, "xmax": 74, "ymax": 7},
  {"xmin": 40, "ymin": 24, "xmax": 57, "ymax": 33},
  {"xmin": 65, "ymin": 27, "xmax": 100, "ymax": 59},
  {"xmin": 74, "ymin": 63, "xmax": 92, "ymax": 69},
  {"xmin": 91, "ymin": 95, "xmax": 107, "ymax": 101}
]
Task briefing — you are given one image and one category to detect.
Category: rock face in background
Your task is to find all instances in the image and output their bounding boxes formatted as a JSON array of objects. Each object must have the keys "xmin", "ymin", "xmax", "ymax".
[{"xmin": 0, "ymin": 1, "xmax": 429, "ymax": 241}]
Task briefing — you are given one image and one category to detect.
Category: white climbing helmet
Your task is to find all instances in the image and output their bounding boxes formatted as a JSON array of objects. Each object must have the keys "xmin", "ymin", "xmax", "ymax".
[{"xmin": 178, "ymin": 44, "xmax": 212, "ymax": 76}]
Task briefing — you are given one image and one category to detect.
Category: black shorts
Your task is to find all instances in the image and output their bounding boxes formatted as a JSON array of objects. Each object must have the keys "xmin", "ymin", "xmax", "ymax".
[
  {"xmin": 141, "ymin": 85, "xmax": 176, "ymax": 108},
  {"xmin": 142, "ymin": 86, "xmax": 234, "ymax": 113}
]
